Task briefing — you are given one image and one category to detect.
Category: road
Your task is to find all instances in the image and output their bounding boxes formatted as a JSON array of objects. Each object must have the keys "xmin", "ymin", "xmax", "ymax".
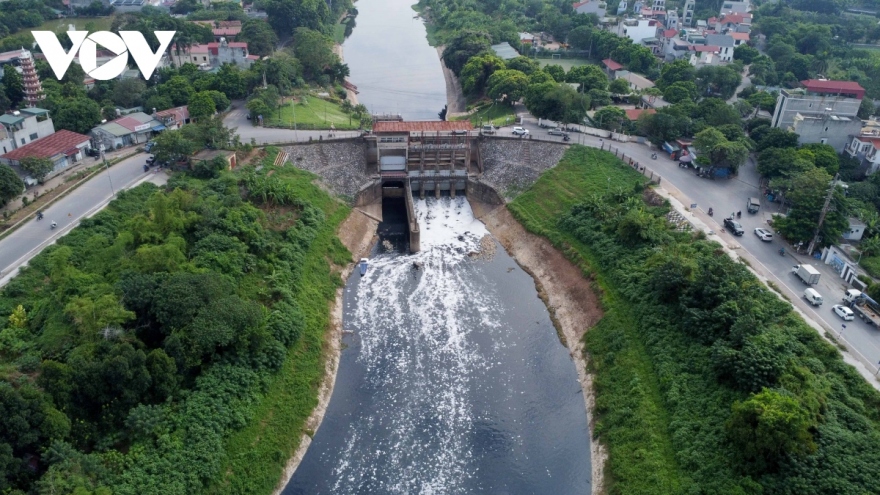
[
  {"xmin": 510, "ymin": 114, "xmax": 880, "ymax": 373},
  {"xmin": 0, "ymin": 153, "xmax": 164, "ymax": 286}
]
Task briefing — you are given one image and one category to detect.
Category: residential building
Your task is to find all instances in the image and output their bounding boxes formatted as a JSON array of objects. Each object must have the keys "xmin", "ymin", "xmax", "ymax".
[
  {"xmin": 843, "ymin": 218, "xmax": 866, "ymax": 241},
  {"xmin": 91, "ymin": 112, "xmax": 165, "ymax": 150},
  {"xmin": 652, "ymin": 0, "xmax": 665, "ymax": 10},
  {"xmin": 689, "ymin": 45, "xmax": 723, "ymax": 66},
  {"xmin": 170, "ymin": 39, "xmax": 256, "ymax": 69},
  {"xmin": 519, "ymin": 32, "xmax": 537, "ymax": 45},
  {"xmin": 772, "ymin": 80, "xmax": 866, "ymax": 152},
  {"xmin": 615, "ymin": 70, "xmax": 656, "ymax": 91},
  {"xmin": 617, "ymin": 0, "xmax": 628, "ymax": 15},
  {"xmin": 666, "ymin": 10, "xmax": 679, "ymax": 29},
  {"xmin": 844, "ymin": 134, "xmax": 880, "ymax": 174},
  {"xmin": 572, "ymin": 0, "xmax": 607, "ymax": 17},
  {"xmin": 720, "ymin": 0, "xmax": 750, "ymax": 15},
  {"xmin": 0, "ymin": 108, "xmax": 55, "ymax": 155},
  {"xmin": 625, "ymin": 108, "xmax": 656, "ymax": 121},
  {"xmin": 704, "ymin": 34, "xmax": 735, "ymax": 61},
  {"xmin": 730, "ymin": 32, "xmax": 750, "ymax": 46},
  {"xmin": 714, "ymin": 13, "xmax": 751, "ymax": 32},
  {"xmin": 193, "ymin": 20, "xmax": 243, "ymax": 41},
  {"xmin": 0, "ymin": 129, "xmax": 91, "ymax": 182},
  {"xmin": 616, "ymin": 18, "xmax": 661, "ymax": 45},
  {"xmin": 683, "ymin": 0, "xmax": 695, "ymax": 26},
  {"xmin": 642, "ymin": 94, "xmax": 672, "ymax": 109},
  {"xmin": 153, "ymin": 106, "xmax": 190, "ymax": 131},
  {"xmin": 602, "ymin": 58, "xmax": 624, "ymax": 78}
]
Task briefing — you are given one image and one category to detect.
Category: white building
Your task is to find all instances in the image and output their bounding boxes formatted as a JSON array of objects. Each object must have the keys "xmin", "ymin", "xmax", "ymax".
[
  {"xmin": 720, "ymin": 0, "xmax": 750, "ymax": 15},
  {"xmin": 683, "ymin": 0, "xmax": 695, "ymax": 26},
  {"xmin": 773, "ymin": 80, "xmax": 866, "ymax": 152},
  {"xmin": 615, "ymin": 70, "xmax": 656, "ymax": 91},
  {"xmin": 704, "ymin": 34, "xmax": 735, "ymax": 62},
  {"xmin": 572, "ymin": 0, "xmax": 607, "ymax": 17},
  {"xmin": 616, "ymin": 18, "xmax": 660, "ymax": 45},
  {"xmin": 0, "ymin": 108, "xmax": 55, "ymax": 155},
  {"xmin": 689, "ymin": 45, "xmax": 723, "ymax": 66}
]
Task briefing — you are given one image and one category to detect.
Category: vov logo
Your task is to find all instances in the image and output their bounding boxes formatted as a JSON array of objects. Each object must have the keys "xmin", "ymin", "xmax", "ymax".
[{"xmin": 32, "ymin": 31, "xmax": 175, "ymax": 81}]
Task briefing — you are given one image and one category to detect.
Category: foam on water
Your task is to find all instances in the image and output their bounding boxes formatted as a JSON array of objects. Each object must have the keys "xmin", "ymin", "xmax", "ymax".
[{"xmin": 329, "ymin": 197, "xmax": 504, "ymax": 493}]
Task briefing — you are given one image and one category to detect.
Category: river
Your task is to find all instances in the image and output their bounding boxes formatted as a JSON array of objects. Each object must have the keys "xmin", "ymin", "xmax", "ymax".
[
  {"xmin": 341, "ymin": 0, "xmax": 448, "ymax": 120},
  {"xmin": 283, "ymin": 198, "xmax": 592, "ymax": 494}
]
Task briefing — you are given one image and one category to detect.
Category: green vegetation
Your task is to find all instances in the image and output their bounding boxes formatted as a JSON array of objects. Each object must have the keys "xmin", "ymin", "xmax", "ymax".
[
  {"xmin": 36, "ymin": 16, "xmax": 114, "ymax": 33},
  {"xmin": 452, "ymin": 102, "xmax": 516, "ymax": 127},
  {"xmin": 272, "ymin": 95, "xmax": 360, "ymax": 129},
  {"xmin": 0, "ymin": 152, "xmax": 350, "ymax": 493},
  {"xmin": 537, "ymin": 57, "xmax": 595, "ymax": 72},
  {"xmin": 509, "ymin": 146, "xmax": 880, "ymax": 494}
]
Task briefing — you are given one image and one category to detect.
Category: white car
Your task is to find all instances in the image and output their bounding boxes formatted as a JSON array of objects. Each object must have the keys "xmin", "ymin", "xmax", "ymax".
[
  {"xmin": 754, "ymin": 228, "xmax": 773, "ymax": 241},
  {"xmin": 832, "ymin": 304, "xmax": 855, "ymax": 321},
  {"xmin": 512, "ymin": 127, "xmax": 529, "ymax": 136}
]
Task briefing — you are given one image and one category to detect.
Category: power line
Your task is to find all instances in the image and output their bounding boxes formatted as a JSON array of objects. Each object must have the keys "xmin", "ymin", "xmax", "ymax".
[{"xmin": 806, "ymin": 173, "xmax": 839, "ymax": 255}]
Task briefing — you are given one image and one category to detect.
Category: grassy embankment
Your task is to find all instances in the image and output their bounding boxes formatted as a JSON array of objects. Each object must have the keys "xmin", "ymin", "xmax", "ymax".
[
  {"xmin": 268, "ymin": 95, "xmax": 360, "ymax": 130},
  {"xmin": 451, "ymin": 103, "xmax": 516, "ymax": 127},
  {"xmin": 509, "ymin": 145, "xmax": 880, "ymax": 494},
  {"xmin": 207, "ymin": 158, "xmax": 351, "ymax": 494}
]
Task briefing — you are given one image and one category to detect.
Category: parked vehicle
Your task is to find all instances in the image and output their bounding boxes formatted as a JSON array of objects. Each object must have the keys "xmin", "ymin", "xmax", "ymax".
[
  {"xmin": 754, "ymin": 228, "xmax": 773, "ymax": 241},
  {"xmin": 747, "ymin": 197, "xmax": 761, "ymax": 213},
  {"xmin": 723, "ymin": 217, "xmax": 744, "ymax": 235},
  {"xmin": 842, "ymin": 289, "xmax": 880, "ymax": 326},
  {"xmin": 804, "ymin": 287, "xmax": 824, "ymax": 306},
  {"xmin": 832, "ymin": 304, "xmax": 855, "ymax": 321},
  {"xmin": 512, "ymin": 126, "xmax": 529, "ymax": 136},
  {"xmin": 547, "ymin": 129, "xmax": 565, "ymax": 136},
  {"xmin": 86, "ymin": 148, "xmax": 101, "ymax": 157},
  {"xmin": 481, "ymin": 124, "xmax": 496, "ymax": 135},
  {"xmin": 144, "ymin": 141, "xmax": 156, "ymax": 152},
  {"xmin": 791, "ymin": 264, "xmax": 821, "ymax": 285},
  {"xmin": 562, "ymin": 133, "xmax": 570, "ymax": 141}
]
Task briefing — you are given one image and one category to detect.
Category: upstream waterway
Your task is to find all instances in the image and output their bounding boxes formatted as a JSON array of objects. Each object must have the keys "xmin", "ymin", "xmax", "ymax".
[
  {"xmin": 341, "ymin": 0, "xmax": 447, "ymax": 119},
  {"xmin": 283, "ymin": 198, "xmax": 591, "ymax": 494}
]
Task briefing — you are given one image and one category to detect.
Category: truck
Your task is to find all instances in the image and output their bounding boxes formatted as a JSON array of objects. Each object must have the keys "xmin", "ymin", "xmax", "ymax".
[
  {"xmin": 791, "ymin": 264, "xmax": 821, "ymax": 285},
  {"xmin": 843, "ymin": 289, "xmax": 880, "ymax": 326}
]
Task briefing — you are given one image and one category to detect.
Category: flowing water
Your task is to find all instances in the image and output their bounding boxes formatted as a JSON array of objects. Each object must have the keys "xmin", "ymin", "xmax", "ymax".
[
  {"xmin": 283, "ymin": 198, "xmax": 591, "ymax": 494},
  {"xmin": 341, "ymin": 0, "xmax": 448, "ymax": 120}
]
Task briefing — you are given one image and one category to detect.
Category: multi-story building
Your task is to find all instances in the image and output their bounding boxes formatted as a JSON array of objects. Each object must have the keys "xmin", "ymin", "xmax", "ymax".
[
  {"xmin": 704, "ymin": 34, "xmax": 735, "ymax": 62},
  {"xmin": 683, "ymin": 0, "xmax": 695, "ymax": 26},
  {"xmin": 666, "ymin": 10, "xmax": 679, "ymax": 29},
  {"xmin": 615, "ymin": 18, "xmax": 661, "ymax": 46},
  {"xmin": 772, "ymin": 80, "xmax": 865, "ymax": 152},
  {"xmin": 0, "ymin": 108, "xmax": 55, "ymax": 155},
  {"xmin": 572, "ymin": 0, "xmax": 607, "ymax": 17},
  {"xmin": 720, "ymin": 0, "xmax": 750, "ymax": 15}
]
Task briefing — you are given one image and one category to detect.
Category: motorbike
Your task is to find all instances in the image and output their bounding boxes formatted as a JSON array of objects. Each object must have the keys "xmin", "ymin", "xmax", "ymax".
[
  {"xmin": 50, "ymin": 222, "xmax": 57, "ymax": 230},
  {"xmin": 562, "ymin": 134, "xmax": 570, "ymax": 141},
  {"xmin": 651, "ymin": 152, "xmax": 658, "ymax": 159},
  {"xmin": 144, "ymin": 164, "xmax": 150, "ymax": 172},
  {"xmin": 36, "ymin": 211, "xmax": 43, "ymax": 220},
  {"xmin": 708, "ymin": 208, "xmax": 713, "ymax": 216},
  {"xmin": 779, "ymin": 248, "xmax": 785, "ymax": 256}
]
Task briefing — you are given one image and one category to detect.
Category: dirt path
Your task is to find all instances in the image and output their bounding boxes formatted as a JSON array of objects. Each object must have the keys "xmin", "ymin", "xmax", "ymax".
[
  {"xmin": 471, "ymin": 200, "xmax": 608, "ymax": 495},
  {"xmin": 436, "ymin": 45, "xmax": 466, "ymax": 115},
  {"xmin": 272, "ymin": 206, "xmax": 378, "ymax": 495}
]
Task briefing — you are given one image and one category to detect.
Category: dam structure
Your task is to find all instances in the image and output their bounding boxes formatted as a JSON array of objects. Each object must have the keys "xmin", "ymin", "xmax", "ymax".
[{"xmin": 358, "ymin": 118, "xmax": 502, "ymax": 253}]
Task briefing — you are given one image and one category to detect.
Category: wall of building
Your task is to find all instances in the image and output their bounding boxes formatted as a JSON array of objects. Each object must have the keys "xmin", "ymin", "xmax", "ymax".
[{"xmin": 792, "ymin": 118, "xmax": 863, "ymax": 152}]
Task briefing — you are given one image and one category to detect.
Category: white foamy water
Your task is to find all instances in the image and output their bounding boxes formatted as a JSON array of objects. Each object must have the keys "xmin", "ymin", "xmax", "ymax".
[{"xmin": 331, "ymin": 197, "xmax": 505, "ymax": 493}]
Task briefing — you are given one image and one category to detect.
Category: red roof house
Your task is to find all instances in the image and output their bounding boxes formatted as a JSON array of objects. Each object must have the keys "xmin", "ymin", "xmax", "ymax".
[
  {"xmin": 625, "ymin": 108, "xmax": 656, "ymax": 121},
  {"xmin": 0, "ymin": 130, "xmax": 91, "ymax": 175},
  {"xmin": 800, "ymin": 80, "xmax": 866, "ymax": 99},
  {"xmin": 602, "ymin": 59, "xmax": 623, "ymax": 74},
  {"xmin": 373, "ymin": 121, "xmax": 473, "ymax": 133}
]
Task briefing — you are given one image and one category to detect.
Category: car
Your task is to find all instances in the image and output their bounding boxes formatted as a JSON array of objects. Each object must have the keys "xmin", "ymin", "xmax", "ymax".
[
  {"xmin": 832, "ymin": 304, "xmax": 855, "ymax": 321},
  {"xmin": 144, "ymin": 141, "xmax": 156, "ymax": 152},
  {"xmin": 451, "ymin": 129, "xmax": 468, "ymax": 135},
  {"xmin": 512, "ymin": 127, "xmax": 529, "ymax": 136},
  {"xmin": 723, "ymin": 218, "xmax": 744, "ymax": 235},
  {"xmin": 754, "ymin": 228, "xmax": 773, "ymax": 241},
  {"xmin": 86, "ymin": 148, "xmax": 101, "ymax": 157},
  {"xmin": 547, "ymin": 129, "xmax": 565, "ymax": 136}
]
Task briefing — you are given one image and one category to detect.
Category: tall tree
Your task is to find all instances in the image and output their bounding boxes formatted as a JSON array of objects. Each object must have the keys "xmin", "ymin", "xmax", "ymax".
[{"xmin": 0, "ymin": 164, "xmax": 23, "ymax": 207}]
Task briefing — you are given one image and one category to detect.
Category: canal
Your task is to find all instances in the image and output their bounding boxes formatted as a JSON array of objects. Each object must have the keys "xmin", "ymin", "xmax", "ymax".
[
  {"xmin": 341, "ymin": 0, "xmax": 448, "ymax": 120},
  {"xmin": 283, "ymin": 198, "xmax": 592, "ymax": 494}
]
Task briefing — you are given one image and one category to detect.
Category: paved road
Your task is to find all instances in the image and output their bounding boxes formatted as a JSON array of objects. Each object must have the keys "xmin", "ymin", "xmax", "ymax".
[
  {"xmin": 493, "ymin": 115, "xmax": 880, "ymax": 372},
  {"xmin": 0, "ymin": 153, "xmax": 160, "ymax": 286}
]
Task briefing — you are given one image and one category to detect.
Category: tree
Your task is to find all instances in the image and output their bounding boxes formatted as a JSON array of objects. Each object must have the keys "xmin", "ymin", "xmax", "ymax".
[
  {"xmin": 486, "ymin": 69, "xmax": 529, "ymax": 103},
  {"xmin": 524, "ymin": 81, "xmax": 589, "ymax": 124},
  {"xmin": 188, "ymin": 92, "xmax": 217, "ymax": 121},
  {"xmin": 152, "ymin": 129, "xmax": 198, "ymax": 164},
  {"xmin": 663, "ymin": 81, "xmax": 698, "ymax": 103},
  {"xmin": 54, "ymin": 98, "xmax": 101, "ymax": 134},
  {"xmin": 858, "ymin": 97, "xmax": 876, "ymax": 120},
  {"xmin": 543, "ymin": 64, "xmax": 565, "ymax": 82},
  {"xmin": 442, "ymin": 30, "xmax": 492, "ymax": 75},
  {"xmin": 734, "ymin": 44, "xmax": 760, "ymax": 64},
  {"xmin": 593, "ymin": 106, "xmax": 627, "ymax": 132},
  {"xmin": 696, "ymin": 65, "xmax": 742, "ymax": 100},
  {"xmin": 608, "ymin": 78, "xmax": 631, "ymax": 95},
  {"xmin": 506, "ymin": 56, "xmax": 540, "ymax": 75},
  {"xmin": 264, "ymin": 0, "xmax": 331, "ymax": 35},
  {"xmin": 161, "ymin": 76, "xmax": 194, "ymax": 107},
  {"xmin": 0, "ymin": 164, "xmax": 23, "ymax": 207},
  {"xmin": 757, "ymin": 147, "xmax": 813, "ymax": 178},
  {"xmin": 800, "ymin": 143, "xmax": 839, "ymax": 175},
  {"xmin": 19, "ymin": 157, "xmax": 54, "ymax": 182},
  {"xmin": 293, "ymin": 27, "xmax": 338, "ymax": 81},
  {"xmin": 756, "ymin": 127, "xmax": 799, "ymax": 151},
  {"xmin": 3, "ymin": 69, "xmax": 23, "ymax": 107},
  {"xmin": 566, "ymin": 64, "xmax": 608, "ymax": 92},
  {"xmin": 694, "ymin": 127, "xmax": 749, "ymax": 173},
  {"xmin": 111, "ymin": 78, "xmax": 147, "ymax": 109},
  {"xmin": 238, "ymin": 18, "xmax": 278, "ymax": 57},
  {"xmin": 696, "ymin": 98, "xmax": 742, "ymax": 128},
  {"xmin": 566, "ymin": 25, "xmax": 594, "ymax": 50},
  {"xmin": 657, "ymin": 59, "xmax": 696, "ymax": 90},
  {"xmin": 460, "ymin": 54, "xmax": 506, "ymax": 96},
  {"xmin": 727, "ymin": 389, "xmax": 817, "ymax": 472},
  {"xmin": 775, "ymin": 167, "xmax": 849, "ymax": 246}
]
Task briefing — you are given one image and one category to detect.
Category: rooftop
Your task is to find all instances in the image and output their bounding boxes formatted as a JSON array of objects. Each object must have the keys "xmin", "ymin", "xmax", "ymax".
[
  {"xmin": 801, "ymin": 79, "xmax": 866, "ymax": 99},
  {"xmin": 1, "ymin": 130, "xmax": 90, "ymax": 161},
  {"xmin": 730, "ymin": 32, "xmax": 750, "ymax": 41},
  {"xmin": 625, "ymin": 108, "xmax": 656, "ymax": 120},
  {"xmin": 373, "ymin": 121, "xmax": 474, "ymax": 133},
  {"xmin": 705, "ymin": 34, "xmax": 735, "ymax": 47},
  {"xmin": 155, "ymin": 106, "xmax": 189, "ymax": 123},
  {"xmin": 602, "ymin": 58, "xmax": 624, "ymax": 71}
]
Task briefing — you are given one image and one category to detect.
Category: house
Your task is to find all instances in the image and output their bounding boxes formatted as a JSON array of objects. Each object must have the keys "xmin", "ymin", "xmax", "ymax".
[
  {"xmin": 191, "ymin": 149, "xmax": 237, "ymax": 170},
  {"xmin": 572, "ymin": 0, "xmax": 607, "ymax": 17},
  {"xmin": 845, "ymin": 134, "xmax": 880, "ymax": 174},
  {"xmin": 772, "ymin": 80, "xmax": 865, "ymax": 151},
  {"xmin": 91, "ymin": 112, "xmax": 165, "ymax": 150},
  {"xmin": 666, "ymin": 10, "xmax": 679, "ymax": 29},
  {"xmin": 171, "ymin": 39, "xmax": 255, "ymax": 69},
  {"xmin": 843, "ymin": 217, "xmax": 866, "ymax": 241},
  {"xmin": 491, "ymin": 42, "xmax": 520, "ymax": 60},
  {"xmin": 616, "ymin": 18, "xmax": 660, "ymax": 45},
  {"xmin": 615, "ymin": 70, "xmax": 656, "ymax": 91},
  {"xmin": 617, "ymin": 0, "xmax": 628, "ymax": 15},
  {"xmin": 689, "ymin": 45, "xmax": 723, "ymax": 66},
  {"xmin": 720, "ymin": 0, "xmax": 750, "ymax": 15},
  {"xmin": 193, "ymin": 20, "xmax": 243, "ymax": 41},
  {"xmin": 519, "ymin": 32, "xmax": 536, "ymax": 45},
  {"xmin": 0, "ymin": 129, "xmax": 91, "ymax": 182},
  {"xmin": 730, "ymin": 32, "xmax": 750, "ymax": 46},
  {"xmin": 153, "ymin": 106, "xmax": 190, "ymax": 131},
  {"xmin": 642, "ymin": 94, "xmax": 672, "ymax": 109},
  {"xmin": 0, "ymin": 108, "xmax": 55, "ymax": 155},
  {"xmin": 704, "ymin": 34, "xmax": 735, "ymax": 61},
  {"xmin": 625, "ymin": 108, "xmax": 656, "ymax": 121},
  {"xmin": 602, "ymin": 58, "xmax": 624, "ymax": 77},
  {"xmin": 683, "ymin": 0, "xmax": 695, "ymax": 26},
  {"xmin": 714, "ymin": 13, "xmax": 752, "ymax": 32}
]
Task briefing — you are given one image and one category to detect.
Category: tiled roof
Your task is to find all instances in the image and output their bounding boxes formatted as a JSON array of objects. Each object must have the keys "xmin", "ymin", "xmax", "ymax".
[
  {"xmin": 246, "ymin": 54, "xmax": 260, "ymax": 60},
  {"xmin": 155, "ymin": 106, "xmax": 189, "ymax": 122},
  {"xmin": 719, "ymin": 13, "xmax": 751, "ymax": 24},
  {"xmin": 689, "ymin": 45, "xmax": 720, "ymax": 52},
  {"xmin": 174, "ymin": 44, "xmax": 210, "ymax": 54},
  {"xmin": 602, "ymin": 58, "xmax": 623, "ymax": 71},
  {"xmin": 373, "ymin": 121, "xmax": 474, "ymax": 132},
  {"xmin": 625, "ymin": 108, "xmax": 656, "ymax": 120},
  {"xmin": 801, "ymin": 79, "xmax": 866, "ymax": 98},
  {"xmin": 730, "ymin": 32, "xmax": 750, "ymax": 40},
  {"xmin": 213, "ymin": 27, "xmax": 242, "ymax": 36},
  {"xmin": 662, "ymin": 29, "xmax": 679, "ymax": 38},
  {"xmin": 1, "ymin": 130, "xmax": 90, "ymax": 161}
]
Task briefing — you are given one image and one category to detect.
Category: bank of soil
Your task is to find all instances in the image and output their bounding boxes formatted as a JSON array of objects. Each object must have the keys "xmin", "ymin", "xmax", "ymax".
[
  {"xmin": 272, "ymin": 206, "xmax": 379, "ymax": 495},
  {"xmin": 436, "ymin": 45, "xmax": 466, "ymax": 115},
  {"xmin": 470, "ymin": 199, "xmax": 608, "ymax": 495}
]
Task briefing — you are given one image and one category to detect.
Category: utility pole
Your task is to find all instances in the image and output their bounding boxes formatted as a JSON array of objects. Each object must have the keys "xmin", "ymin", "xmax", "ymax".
[{"xmin": 806, "ymin": 173, "xmax": 839, "ymax": 256}]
